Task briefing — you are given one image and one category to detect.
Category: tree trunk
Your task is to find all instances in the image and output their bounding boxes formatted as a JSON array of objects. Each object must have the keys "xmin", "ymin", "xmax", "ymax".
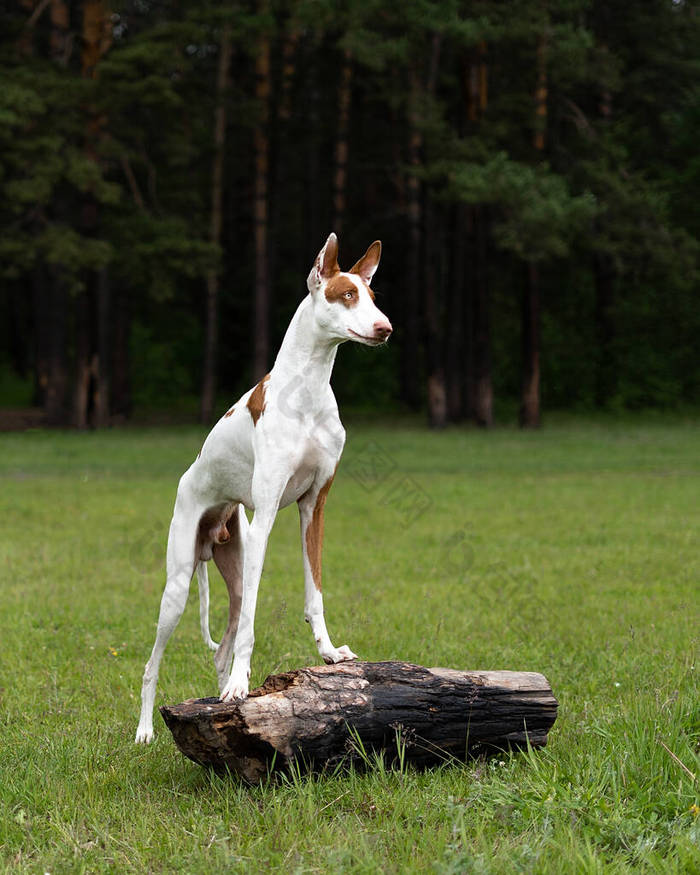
[
  {"xmin": 81, "ymin": 0, "xmax": 111, "ymax": 78},
  {"xmin": 594, "ymin": 58, "xmax": 615, "ymax": 408},
  {"xmin": 94, "ymin": 266, "xmax": 110, "ymax": 427},
  {"xmin": 200, "ymin": 25, "xmax": 233, "ymax": 424},
  {"xmin": 110, "ymin": 287, "xmax": 131, "ymax": 421},
  {"xmin": 423, "ymin": 34, "xmax": 447, "ymax": 429},
  {"xmin": 7, "ymin": 284, "xmax": 31, "ymax": 380},
  {"xmin": 49, "ymin": 0, "xmax": 71, "ymax": 65},
  {"xmin": 332, "ymin": 48, "xmax": 352, "ymax": 235},
  {"xmin": 160, "ymin": 661, "xmax": 558, "ymax": 784},
  {"xmin": 72, "ymin": 0, "xmax": 111, "ymax": 429},
  {"xmin": 466, "ymin": 41, "xmax": 488, "ymax": 122},
  {"xmin": 519, "ymin": 262, "xmax": 541, "ymax": 428},
  {"xmin": 33, "ymin": 267, "xmax": 68, "ymax": 425},
  {"xmin": 594, "ymin": 252, "xmax": 615, "ymax": 407},
  {"xmin": 462, "ymin": 46, "xmax": 492, "ymax": 427},
  {"xmin": 533, "ymin": 31, "xmax": 548, "ymax": 152},
  {"xmin": 519, "ymin": 29, "xmax": 547, "ymax": 429},
  {"xmin": 424, "ymin": 196, "xmax": 447, "ymax": 429},
  {"xmin": 253, "ymin": 15, "xmax": 271, "ymax": 383},
  {"xmin": 471, "ymin": 207, "xmax": 493, "ymax": 426},
  {"xmin": 446, "ymin": 204, "xmax": 467, "ymax": 421},
  {"xmin": 269, "ymin": 29, "xmax": 299, "ymax": 292},
  {"xmin": 72, "ymin": 285, "xmax": 92, "ymax": 429},
  {"xmin": 401, "ymin": 82, "xmax": 423, "ymax": 411}
]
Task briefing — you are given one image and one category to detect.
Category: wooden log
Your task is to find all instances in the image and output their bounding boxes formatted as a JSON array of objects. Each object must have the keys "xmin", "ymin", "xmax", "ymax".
[{"xmin": 160, "ymin": 661, "xmax": 558, "ymax": 783}]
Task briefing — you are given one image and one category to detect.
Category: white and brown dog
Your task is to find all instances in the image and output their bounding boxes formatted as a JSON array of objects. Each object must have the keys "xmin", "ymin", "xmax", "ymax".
[{"xmin": 136, "ymin": 233, "xmax": 392, "ymax": 743}]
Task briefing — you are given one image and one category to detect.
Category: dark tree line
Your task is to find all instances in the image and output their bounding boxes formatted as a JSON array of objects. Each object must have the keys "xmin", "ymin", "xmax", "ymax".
[{"xmin": 1, "ymin": 0, "xmax": 698, "ymax": 428}]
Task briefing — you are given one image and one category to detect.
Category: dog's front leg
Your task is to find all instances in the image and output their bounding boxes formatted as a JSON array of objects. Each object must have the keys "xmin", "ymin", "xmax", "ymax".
[
  {"xmin": 219, "ymin": 462, "xmax": 287, "ymax": 701},
  {"xmin": 218, "ymin": 509, "xmax": 273, "ymax": 701},
  {"xmin": 298, "ymin": 475, "xmax": 357, "ymax": 666}
]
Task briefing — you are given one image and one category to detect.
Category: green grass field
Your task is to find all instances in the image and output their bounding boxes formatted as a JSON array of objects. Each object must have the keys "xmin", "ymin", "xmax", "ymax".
[{"xmin": 1, "ymin": 416, "xmax": 698, "ymax": 873}]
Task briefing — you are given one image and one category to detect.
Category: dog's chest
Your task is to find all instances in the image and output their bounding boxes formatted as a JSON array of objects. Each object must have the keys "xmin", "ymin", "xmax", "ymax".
[{"xmin": 278, "ymin": 436, "xmax": 336, "ymax": 508}]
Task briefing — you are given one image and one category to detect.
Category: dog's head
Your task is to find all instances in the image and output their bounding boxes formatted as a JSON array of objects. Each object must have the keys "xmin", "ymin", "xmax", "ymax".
[{"xmin": 307, "ymin": 233, "xmax": 392, "ymax": 346}]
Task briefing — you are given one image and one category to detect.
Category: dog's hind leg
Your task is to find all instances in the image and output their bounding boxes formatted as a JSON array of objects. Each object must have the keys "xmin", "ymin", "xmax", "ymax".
[
  {"xmin": 135, "ymin": 500, "xmax": 200, "ymax": 744},
  {"xmin": 212, "ymin": 504, "xmax": 247, "ymax": 693},
  {"xmin": 196, "ymin": 561, "xmax": 219, "ymax": 651}
]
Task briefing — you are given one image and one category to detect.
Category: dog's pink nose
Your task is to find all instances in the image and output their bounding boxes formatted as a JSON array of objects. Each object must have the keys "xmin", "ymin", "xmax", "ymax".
[{"xmin": 373, "ymin": 320, "xmax": 393, "ymax": 341}]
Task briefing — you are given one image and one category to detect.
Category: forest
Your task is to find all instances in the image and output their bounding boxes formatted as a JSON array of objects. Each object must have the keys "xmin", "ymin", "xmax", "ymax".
[{"xmin": 0, "ymin": 0, "xmax": 698, "ymax": 429}]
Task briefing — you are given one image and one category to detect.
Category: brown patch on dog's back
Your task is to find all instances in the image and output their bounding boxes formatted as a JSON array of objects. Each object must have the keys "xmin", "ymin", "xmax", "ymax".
[
  {"xmin": 224, "ymin": 406, "xmax": 235, "ymax": 418},
  {"xmin": 247, "ymin": 374, "xmax": 270, "ymax": 426}
]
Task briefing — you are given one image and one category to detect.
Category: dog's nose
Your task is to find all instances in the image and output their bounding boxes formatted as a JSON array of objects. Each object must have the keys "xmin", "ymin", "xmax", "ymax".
[{"xmin": 373, "ymin": 320, "xmax": 393, "ymax": 341}]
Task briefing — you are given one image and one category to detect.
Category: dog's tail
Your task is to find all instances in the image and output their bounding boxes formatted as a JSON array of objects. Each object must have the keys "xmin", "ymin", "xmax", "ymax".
[{"xmin": 196, "ymin": 561, "xmax": 219, "ymax": 651}]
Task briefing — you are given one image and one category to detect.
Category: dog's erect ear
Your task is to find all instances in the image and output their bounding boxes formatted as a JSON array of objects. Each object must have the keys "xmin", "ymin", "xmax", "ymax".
[
  {"xmin": 349, "ymin": 240, "xmax": 382, "ymax": 285},
  {"xmin": 307, "ymin": 232, "xmax": 340, "ymax": 293}
]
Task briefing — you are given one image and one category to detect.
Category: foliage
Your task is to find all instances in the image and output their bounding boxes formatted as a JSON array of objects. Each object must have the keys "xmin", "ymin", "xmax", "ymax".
[
  {"xmin": 0, "ymin": 0, "xmax": 698, "ymax": 420},
  {"xmin": 446, "ymin": 153, "xmax": 597, "ymax": 262}
]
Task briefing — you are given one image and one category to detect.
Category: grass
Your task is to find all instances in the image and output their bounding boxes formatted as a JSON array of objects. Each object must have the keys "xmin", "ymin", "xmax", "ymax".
[{"xmin": 0, "ymin": 414, "xmax": 698, "ymax": 873}]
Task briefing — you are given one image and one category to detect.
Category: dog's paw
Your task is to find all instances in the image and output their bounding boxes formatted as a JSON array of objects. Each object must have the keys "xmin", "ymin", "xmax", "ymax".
[
  {"xmin": 134, "ymin": 725, "xmax": 153, "ymax": 744},
  {"xmin": 220, "ymin": 670, "xmax": 249, "ymax": 702},
  {"xmin": 205, "ymin": 637, "xmax": 220, "ymax": 652},
  {"xmin": 322, "ymin": 644, "xmax": 358, "ymax": 665}
]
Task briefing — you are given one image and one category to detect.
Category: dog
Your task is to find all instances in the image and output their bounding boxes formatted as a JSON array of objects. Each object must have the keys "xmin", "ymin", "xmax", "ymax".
[{"xmin": 135, "ymin": 233, "xmax": 392, "ymax": 742}]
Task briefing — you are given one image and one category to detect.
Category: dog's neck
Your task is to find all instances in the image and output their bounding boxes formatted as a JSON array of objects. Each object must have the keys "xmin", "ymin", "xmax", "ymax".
[{"xmin": 270, "ymin": 295, "xmax": 340, "ymax": 398}]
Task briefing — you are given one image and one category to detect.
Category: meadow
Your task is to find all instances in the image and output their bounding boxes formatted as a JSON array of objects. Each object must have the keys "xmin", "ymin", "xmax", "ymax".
[{"xmin": 0, "ymin": 415, "xmax": 698, "ymax": 873}]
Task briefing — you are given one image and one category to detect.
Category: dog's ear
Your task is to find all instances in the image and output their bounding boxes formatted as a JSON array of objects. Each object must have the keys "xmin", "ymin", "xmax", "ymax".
[
  {"xmin": 307, "ymin": 233, "xmax": 340, "ymax": 293},
  {"xmin": 349, "ymin": 240, "xmax": 381, "ymax": 285}
]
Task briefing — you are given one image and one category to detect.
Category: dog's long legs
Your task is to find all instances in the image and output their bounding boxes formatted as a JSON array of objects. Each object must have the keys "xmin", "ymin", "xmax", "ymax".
[
  {"xmin": 219, "ymin": 463, "xmax": 291, "ymax": 703},
  {"xmin": 135, "ymin": 507, "xmax": 199, "ymax": 744},
  {"xmin": 219, "ymin": 507, "xmax": 276, "ymax": 701},
  {"xmin": 298, "ymin": 479, "xmax": 357, "ymax": 665},
  {"xmin": 212, "ymin": 504, "xmax": 247, "ymax": 692},
  {"xmin": 196, "ymin": 562, "xmax": 219, "ymax": 651}
]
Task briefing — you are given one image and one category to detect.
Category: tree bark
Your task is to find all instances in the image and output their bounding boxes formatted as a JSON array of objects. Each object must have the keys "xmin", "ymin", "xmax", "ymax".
[
  {"xmin": 253, "ymin": 14, "xmax": 271, "ymax": 383},
  {"xmin": 594, "ymin": 57, "xmax": 615, "ymax": 409},
  {"xmin": 594, "ymin": 252, "xmax": 615, "ymax": 407},
  {"xmin": 519, "ymin": 262, "xmax": 541, "ymax": 428},
  {"xmin": 269, "ymin": 28, "xmax": 299, "ymax": 291},
  {"xmin": 471, "ymin": 207, "xmax": 493, "ymax": 426},
  {"xmin": 446, "ymin": 204, "xmax": 467, "ymax": 421},
  {"xmin": 110, "ymin": 286, "xmax": 131, "ymax": 421},
  {"xmin": 304, "ymin": 45, "xmax": 321, "ymax": 266},
  {"xmin": 200, "ymin": 25, "xmax": 233, "ymax": 424},
  {"xmin": 520, "ymin": 29, "xmax": 547, "ymax": 429},
  {"xmin": 462, "ymin": 46, "xmax": 492, "ymax": 427},
  {"xmin": 423, "ymin": 34, "xmax": 447, "ymax": 429},
  {"xmin": 160, "ymin": 661, "xmax": 558, "ymax": 784},
  {"xmin": 72, "ymin": 284, "xmax": 92, "ymax": 429},
  {"xmin": 49, "ymin": 0, "xmax": 71, "ymax": 66},
  {"xmin": 466, "ymin": 41, "xmax": 488, "ymax": 122},
  {"xmin": 332, "ymin": 48, "xmax": 353, "ymax": 235},
  {"xmin": 533, "ymin": 31, "xmax": 548, "ymax": 153},
  {"xmin": 424, "ymin": 196, "xmax": 447, "ymax": 429},
  {"xmin": 401, "ymin": 79, "xmax": 423, "ymax": 410},
  {"xmin": 72, "ymin": 0, "xmax": 112, "ymax": 429},
  {"xmin": 94, "ymin": 266, "xmax": 110, "ymax": 427},
  {"xmin": 33, "ymin": 266, "xmax": 68, "ymax": 425}
]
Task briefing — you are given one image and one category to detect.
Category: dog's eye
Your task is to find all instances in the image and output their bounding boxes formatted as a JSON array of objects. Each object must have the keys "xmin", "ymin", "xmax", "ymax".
[{"xmin": 344, "ymin": 291, "xmax": 353, "ymax": 299}]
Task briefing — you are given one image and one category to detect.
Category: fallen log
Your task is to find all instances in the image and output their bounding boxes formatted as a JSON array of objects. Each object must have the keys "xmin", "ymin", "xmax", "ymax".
[{"xmin": 160, "ymin": 660, "xmax": 558, "ymax": 783}]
